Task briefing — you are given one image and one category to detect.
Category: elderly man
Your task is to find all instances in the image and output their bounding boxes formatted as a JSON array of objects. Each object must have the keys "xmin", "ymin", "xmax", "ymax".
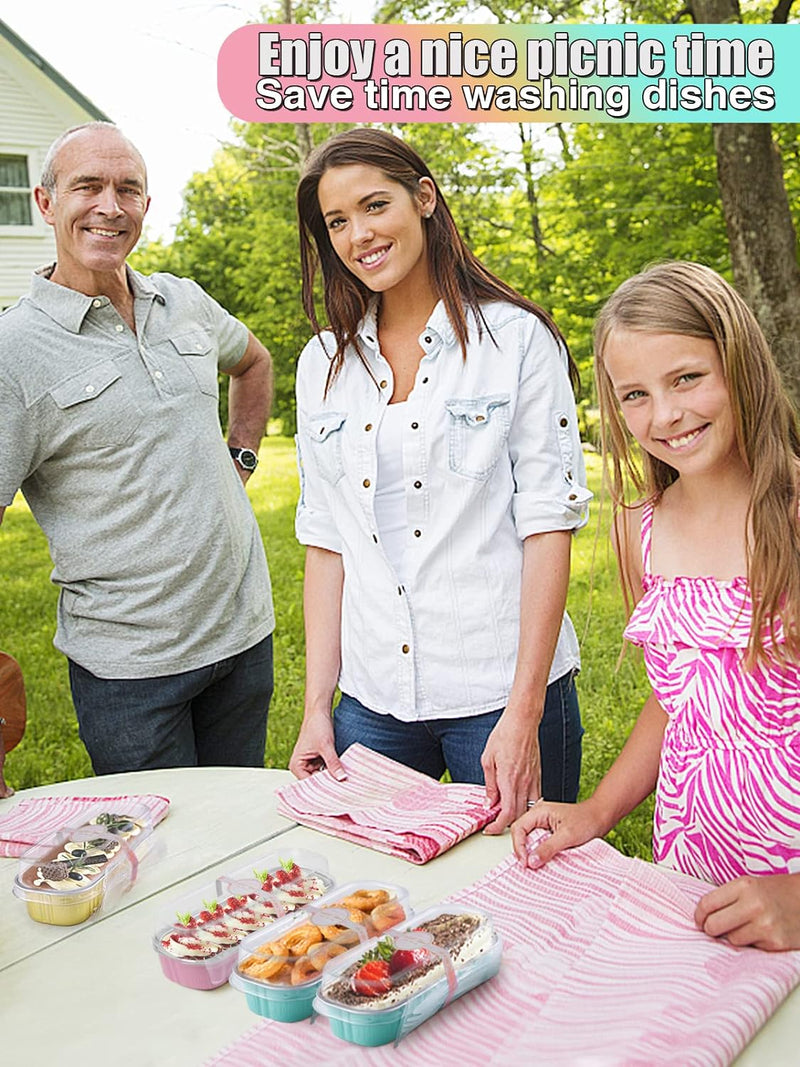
[{"xmin": 0, "ymin": 122, "xmax": 275, "ymax": 774}]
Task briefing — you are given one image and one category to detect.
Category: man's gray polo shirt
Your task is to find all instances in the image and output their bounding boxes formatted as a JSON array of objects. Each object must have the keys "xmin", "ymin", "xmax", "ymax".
[{"xmin": 0, "ymin": 267, "xmax": 274, "ymax": 678}]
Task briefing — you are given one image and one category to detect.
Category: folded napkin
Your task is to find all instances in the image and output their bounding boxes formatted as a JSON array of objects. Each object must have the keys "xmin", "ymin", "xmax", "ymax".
[
  {"xmin": 275, "ymin": 743, "xmax": 498, "ymax": 864},
  {"xmin": 207, "ymin": 834, "xmax": 800, "ymax": 1067},
  {"xmin": 0, "ymin": 793, "xmax": 170, "ymax": 857}
]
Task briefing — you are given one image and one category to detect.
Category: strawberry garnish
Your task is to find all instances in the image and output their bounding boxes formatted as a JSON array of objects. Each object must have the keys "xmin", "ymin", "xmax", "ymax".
[
  {"xmin": 352, "ymin": 959, "xmax": 392, "ymax": 997},
  {"xmin": 273, "ymin": 858, "xmax": 301, "ymax": 886},
  {"xmin": 389, "ymin": 947, "xmax": 431, "ymax": 974}
]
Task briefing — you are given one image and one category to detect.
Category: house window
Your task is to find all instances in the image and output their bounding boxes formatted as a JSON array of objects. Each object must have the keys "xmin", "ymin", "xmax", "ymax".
[{"xmin": 0, "ymin": 154, "xmax": 33, "ymax": 226}]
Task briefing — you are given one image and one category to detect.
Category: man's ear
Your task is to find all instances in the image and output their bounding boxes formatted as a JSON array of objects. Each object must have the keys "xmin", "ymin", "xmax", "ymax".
[{"xmin": 33, "ymin": 186, "xmax": 56, "ymax": 226}]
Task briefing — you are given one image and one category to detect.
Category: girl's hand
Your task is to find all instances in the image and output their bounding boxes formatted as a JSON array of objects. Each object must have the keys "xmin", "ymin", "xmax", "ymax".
[
  {"xmin": 288, "ymin": 713, "xmax": 347, "ymax": 781},
  {"xmin": 510, "ymin": 799, "xmax": 606, "ymax": 867},
  {"xmin": 694, "ymin": 873, "xmax": 800, "ymax": 951}
]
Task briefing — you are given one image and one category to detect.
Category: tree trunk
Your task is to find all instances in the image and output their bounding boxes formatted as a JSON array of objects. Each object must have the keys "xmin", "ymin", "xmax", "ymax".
[
  {"xmin": 691, "ymin": 0, "xmax": 800, "ymax": 409},
  {"xmin": 713, "ymin": 124, "xmax": 800, "ymax": 407}
]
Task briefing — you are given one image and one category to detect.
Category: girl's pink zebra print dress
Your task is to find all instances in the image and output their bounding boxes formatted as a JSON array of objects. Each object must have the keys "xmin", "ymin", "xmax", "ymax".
[{"xmin": 624, "ymin": 502, "xmax": 800, "ymax": 885}]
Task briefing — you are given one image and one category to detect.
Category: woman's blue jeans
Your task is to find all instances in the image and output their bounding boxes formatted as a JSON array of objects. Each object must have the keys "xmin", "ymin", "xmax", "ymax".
[{"xmin": 334, "ymin": 669, "xmax": 582, "ymax": 802}]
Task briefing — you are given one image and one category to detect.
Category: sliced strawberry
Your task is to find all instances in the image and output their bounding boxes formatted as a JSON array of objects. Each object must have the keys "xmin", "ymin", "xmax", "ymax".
[
  {"xmin": 352, "ymin": 959, "xmax": 392, "ymax": 997},
  {"xmin": 389, "ymin": 947, "xmax": 431, "ymax": 974},
  {"xmin": 175, "ymin": 911, "xmax": 197, "ymax": 928}
]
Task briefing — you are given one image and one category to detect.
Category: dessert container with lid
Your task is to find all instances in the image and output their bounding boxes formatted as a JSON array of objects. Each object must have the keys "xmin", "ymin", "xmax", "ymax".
[
  {"xmin": 153, "ymin": 849, "xmax": 333, "ymax": 990},
  {"xmin": 12, "ymin": 802, "xmax": 158, "ymax": 926},
  {"xmin": 230, "ymin": 880, "xmax": 412, "ymax": 1021},
  {"xmin": 312, "ymin": 904, "xmax": 501, "ymax": 1046}
]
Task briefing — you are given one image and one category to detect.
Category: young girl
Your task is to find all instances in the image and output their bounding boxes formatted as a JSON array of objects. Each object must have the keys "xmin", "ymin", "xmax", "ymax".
[
  {"xmin": 512, "ymin": 261, "xmax": 800, "ymax": 950},
  {"xmin": 289, "ymin": 129, "xmax": 590, "ymax": 833}
]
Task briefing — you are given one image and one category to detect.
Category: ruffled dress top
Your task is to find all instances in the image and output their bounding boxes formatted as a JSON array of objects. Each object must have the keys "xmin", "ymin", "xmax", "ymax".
[{"xmin": 624, "ymin": 502, "xmax": 800, "ymax": 885}]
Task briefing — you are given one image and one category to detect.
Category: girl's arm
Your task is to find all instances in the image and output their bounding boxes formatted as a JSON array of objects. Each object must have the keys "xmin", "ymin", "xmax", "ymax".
[
  {"xmin": 695, "ymin": 874, "xmax": 800, "ymax": 951},
  {"xmin": 288, "ymin": 545, "xmax": 347, "ymax": 780},
  {"xmin": 511, "ymin": 691, "xmax": 667, "ymax": 865},
  {"xmin": 482, "ymin": 529, "xmax": 572, "ymax": 834}
]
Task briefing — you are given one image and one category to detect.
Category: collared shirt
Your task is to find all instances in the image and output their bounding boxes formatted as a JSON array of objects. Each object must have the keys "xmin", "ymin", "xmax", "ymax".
[
  {"xmin": 295, "ymin": 300, "xmax": 591, "ymax": 721},
  {"xmin": 0, "ymin": 266, "xmax": 274, "ymax": 678}
]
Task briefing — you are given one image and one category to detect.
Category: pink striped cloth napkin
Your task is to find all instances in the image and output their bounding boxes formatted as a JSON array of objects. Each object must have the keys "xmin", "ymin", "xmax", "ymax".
[
  {"xmin": 0, "ymin": 793, "xmax": 170, "ymax": 857},
  {"xmin": 274, "ymin": 743, "xmax": 498, "ymax": 864},
  {"xmin": 207, "ymin": 833, "xmax": 800, "ymax": 1066}
]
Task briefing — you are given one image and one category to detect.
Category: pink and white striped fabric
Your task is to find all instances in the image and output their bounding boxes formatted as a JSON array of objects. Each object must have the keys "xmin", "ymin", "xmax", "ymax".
[
  {"xmin": 274, "ymin": 744, "xmax": 498, "ymax": 864},
  {"xmin": 0, "ymin": 793, "xmax": 170, "ymax": 857},
  {"xmin": 207, "ymin": 835, "xmax": 800, "ymax": 1066},
  {"xmin": 625, "ymin": 502, "xmax": 800, "ymax": 885}
]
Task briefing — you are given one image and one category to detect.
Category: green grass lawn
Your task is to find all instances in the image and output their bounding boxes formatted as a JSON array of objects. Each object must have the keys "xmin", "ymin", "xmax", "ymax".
[{"xmin": 0, "ymin": 440, "xmax": 654, "ymax": 858}]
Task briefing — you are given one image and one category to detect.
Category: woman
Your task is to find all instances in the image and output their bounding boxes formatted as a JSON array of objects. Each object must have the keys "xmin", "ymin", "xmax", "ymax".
[{"xmin": 289, "ymin": 129, "xmax": 590, "ymax": 833}]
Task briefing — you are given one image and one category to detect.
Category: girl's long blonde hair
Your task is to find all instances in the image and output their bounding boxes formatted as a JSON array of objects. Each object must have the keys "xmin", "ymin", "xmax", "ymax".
[{"xmin": 594, "ymin": 261, "xmax": 800, "ymax": 664}]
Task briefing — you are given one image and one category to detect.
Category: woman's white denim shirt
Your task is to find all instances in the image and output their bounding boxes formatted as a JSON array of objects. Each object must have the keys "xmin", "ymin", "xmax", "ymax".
[{"xmin": 295, "ymin": 300, "xmax": 591, "ymax": 721}]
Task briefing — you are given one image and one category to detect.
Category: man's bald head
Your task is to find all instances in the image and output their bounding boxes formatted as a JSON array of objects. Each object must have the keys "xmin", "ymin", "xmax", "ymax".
[{"xmin": 41, "ymin": 123, "xmax": 148, "ymax": 198}]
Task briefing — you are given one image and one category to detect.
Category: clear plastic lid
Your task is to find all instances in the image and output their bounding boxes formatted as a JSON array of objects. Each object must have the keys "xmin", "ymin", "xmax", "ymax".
[
  {"xmin": 154, "ymin": 849, "xmax": 334, "ymax": 964},
  {"xmin": 235, "ymin": 880, "xmax": 412, "ymax": 989},
  {"xmin": 316, "ymin": 904, "xmax": 497, "ymax": 1013},
  {"xmin": 13, "ymin": 799, "xmax": 158, "ymax": 907}
]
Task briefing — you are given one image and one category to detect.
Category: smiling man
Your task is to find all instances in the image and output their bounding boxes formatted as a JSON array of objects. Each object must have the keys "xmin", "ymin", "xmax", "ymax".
[{"xmin": 0, "ymin": 123, "xmax": 275, "ymax": 775}]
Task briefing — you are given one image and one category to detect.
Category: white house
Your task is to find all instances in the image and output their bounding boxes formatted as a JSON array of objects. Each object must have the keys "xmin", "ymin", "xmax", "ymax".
[{"xmin": 0, "ymin": 19, "xmax": 109, "ymax": 309}]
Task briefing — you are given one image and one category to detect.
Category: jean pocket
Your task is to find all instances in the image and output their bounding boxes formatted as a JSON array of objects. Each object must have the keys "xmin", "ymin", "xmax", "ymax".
[
  {"xmin": 169, "ymin": 330, "xmax": 218, "ymax": 397},
  {"xmin": 49, "ymin": 361, "xmax": 144, "ymax": 449},
  {"xmin": 306, "ymin": 410, "xmax": 347, "ymax": 486},
  {"xmin": 446, "ymin": 394, "xmax": 511, "ymax": 480}
]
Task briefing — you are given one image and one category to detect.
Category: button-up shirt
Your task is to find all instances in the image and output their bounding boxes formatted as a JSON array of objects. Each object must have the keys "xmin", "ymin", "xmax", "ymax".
[
  {"xmin": 295, "ymin": 300, "xmax": 591, "ymax": 720},
  {"xmin": 0, "ymin": 267, "xmax": 273, "ymax": 678}
]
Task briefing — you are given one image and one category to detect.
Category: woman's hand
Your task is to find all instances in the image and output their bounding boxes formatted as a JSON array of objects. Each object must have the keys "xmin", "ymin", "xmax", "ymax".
[
  {"xmin": 694, "ymin": 873, "xmax": 800, "ymax": 951},
  {"xmin": 481, "ymin": 707, "xmax": 540, "ymax": 835},
  {"xmin": 288, "ymin": 712, "xmax": 346, "ymax": 781},
  {"xmin": 510, "ymin": 798, "xmax": 606, "ymax": 867}
]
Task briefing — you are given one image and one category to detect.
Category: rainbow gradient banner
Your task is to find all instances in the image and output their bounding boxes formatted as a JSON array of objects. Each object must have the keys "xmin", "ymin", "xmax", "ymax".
[{"xmin": 217, "ymin": 24, "xmax": 798, "ymax": 123}]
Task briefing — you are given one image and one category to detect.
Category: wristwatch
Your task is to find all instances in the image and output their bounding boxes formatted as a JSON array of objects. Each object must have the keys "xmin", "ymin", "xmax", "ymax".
[{"xmin": 228, "ymin": 446, "xmax": 259, "ymax": 472}]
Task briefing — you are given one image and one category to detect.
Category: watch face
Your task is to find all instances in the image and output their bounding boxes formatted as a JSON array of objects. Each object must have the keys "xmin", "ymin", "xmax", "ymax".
[{"xmin": 238, "ymin": 448, "xmax": 258, "ymax": 471}]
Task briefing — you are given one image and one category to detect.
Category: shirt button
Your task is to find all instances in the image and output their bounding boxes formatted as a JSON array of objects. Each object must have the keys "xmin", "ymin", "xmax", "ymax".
[
  {"xmin": 154, "ymin": 370, "xmax": 163, "ymax": 380},
  {"xmin": 365, "ymin": 423, "xmax": 373, "ymax": 432},
  {"xmin": 379, "ymin": 379, "xmax": 388, "ymax": 389},
  {"xmin": 115, "ymin": 323, "xmax": 124, "ymax": 332},
  {"xmin": 414, "ymin": 480, "xmax": 422, "ymax": 489},
  {"xmin": 414, "ymin": 529, "xmax": 421, "ymax": 537},
  {"xmin": 568, "ymin": 493, "xmax": 578, "ymax": 501},
  {"xmin": 402, "ymin": 644, "xmax": 410, "ymax": 654},
  {"xmin": 475, "ymin": 415, "xmax": 485, "ymax": 422},
  {"xmin": 560, "ymin": 417, "xmax": 569, "ymax": 428},
  {"xmin": 424, "ymin": 335, "xmax": 432, "ymax": 344},
  {"xmin": 92, "ymin": 298, "xmax": 102, "ymax": 308},
  {"xmin": 85, "ymin": 384, "xmax": 95, "ymax": 395},
  {"xmin": 411, "ymin": 421, "xmax": 419, "ymax": 430},
  {"xmin": 362, "ymin": 478, "xmax": 371, "ymax": 488}
]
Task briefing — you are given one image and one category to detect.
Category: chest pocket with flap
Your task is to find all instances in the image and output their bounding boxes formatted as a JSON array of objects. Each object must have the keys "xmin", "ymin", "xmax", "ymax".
[{"xmin": 49, "ymin": 361, "xmax": 144, "ymax": 449}]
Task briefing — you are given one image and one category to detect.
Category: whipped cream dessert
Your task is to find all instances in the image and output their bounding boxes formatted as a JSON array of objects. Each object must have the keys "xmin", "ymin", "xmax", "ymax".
[
  {"xmin": 22, "ymin": 813, "xmax": 146, "ymax": 892},
  {"xmin": 323, "ymin": 911, "xmax": 493, "ymax": 1011},
  {"xmin": 158, "ymin": 861, "xmax": 330, "ymax": 962}
]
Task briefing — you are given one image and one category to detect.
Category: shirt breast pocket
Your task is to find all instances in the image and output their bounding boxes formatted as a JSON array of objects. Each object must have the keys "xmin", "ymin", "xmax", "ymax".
[
  {"xmin": 170, "ymin": 330, "xmax": 218, "ymax": 398},
  {"xmin": 49, "ymin": 362, "xmax": 144, "ymax": 449},
  {"xmin": 306, "ymin": 411, "xmax": 347, "ymax": 486},
  {"xmin": 446, "ymin": 394, "xmax": 511, "ymax": 480}
]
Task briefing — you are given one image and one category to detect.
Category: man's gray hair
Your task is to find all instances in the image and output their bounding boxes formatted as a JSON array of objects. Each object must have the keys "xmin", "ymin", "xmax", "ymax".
[{"xmin": 40, "ymin": 122, "xmax": 147, "ymax": 195}]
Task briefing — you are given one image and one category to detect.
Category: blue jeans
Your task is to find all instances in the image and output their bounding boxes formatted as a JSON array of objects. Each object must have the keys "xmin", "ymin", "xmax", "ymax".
[
  {"xmin": 334, "ymin": 670, "xmax": 582, "ymax": 802},
  {"xmin": 68, "ymin": 635, "xmax": 273, "ymax": 774}
]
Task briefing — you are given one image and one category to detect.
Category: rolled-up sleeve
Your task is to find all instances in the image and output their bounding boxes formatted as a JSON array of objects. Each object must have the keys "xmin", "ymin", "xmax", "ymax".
[
  {"xmin": 508, "ymin": 317, "xmax": 592, "ymax": 539},
  {"xmin": 294, "ymin": 342, "xmax": 343, "ymax": 554}
]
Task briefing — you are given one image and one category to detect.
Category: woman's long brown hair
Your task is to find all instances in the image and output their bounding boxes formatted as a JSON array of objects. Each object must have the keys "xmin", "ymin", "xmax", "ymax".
[
  {"xmin": 594, "ymin": 260, "xmax": 800, "ymax": 665},
  {"xmin": 296, "ymin": 128, "xmax": 578, "ymax": 392}
]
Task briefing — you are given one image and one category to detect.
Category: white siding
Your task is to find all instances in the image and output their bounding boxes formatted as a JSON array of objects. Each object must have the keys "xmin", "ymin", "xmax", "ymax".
[{"xmin": 0, "ymin": 32, "xmax": 106, "ymax": 304}]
